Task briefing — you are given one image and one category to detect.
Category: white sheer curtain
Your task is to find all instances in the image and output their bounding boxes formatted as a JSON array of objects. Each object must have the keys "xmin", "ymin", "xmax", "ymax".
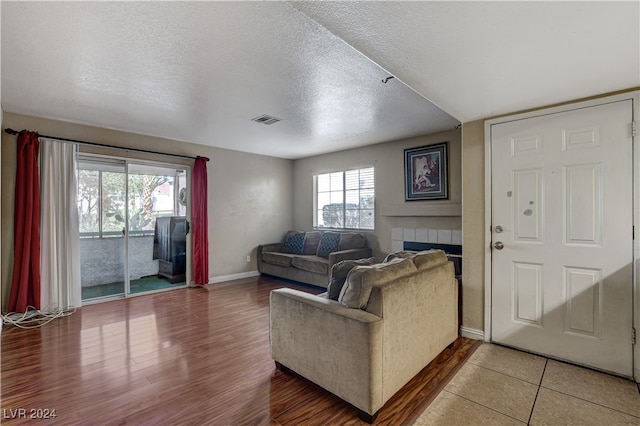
[{"xmin": 40, "ymin": 139, "xmax": 81, "ymax": 311}]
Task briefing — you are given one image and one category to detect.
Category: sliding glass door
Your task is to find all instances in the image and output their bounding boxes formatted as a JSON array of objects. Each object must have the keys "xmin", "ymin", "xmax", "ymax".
[
  {"xmin": 78, "ymin": 155, "xmax": 189, "ymax": 302},
  {"xmin": 127, "ymin": 163, "xmax": 188, "ymax": 294}
]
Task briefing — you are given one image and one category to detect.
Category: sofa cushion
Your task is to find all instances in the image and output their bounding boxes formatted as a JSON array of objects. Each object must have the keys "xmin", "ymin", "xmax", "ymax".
[
  {"xmin": 339, "ymin": 257, "xmax": 418, "ymax": 309},
  {"xmin": 326, "ymin": 257, "xmax": 376, "ymax": 301},
  {"xmin": 261, "ymin": 251, "xmax": 297, "ymax": 267},
  {"xmin": 291, "ymin": 255, "xmax": 329, "ymax": 275},
  {"xmin": 282, "ymin": 231, "xmax": 306, "ymax": 254},
  {"xmin": 303, "ymin": 231, "xmax": 322, "ymax": 255},
  {"xmin": 412, "ymin": 250, "xmax": 448, "ymax": 270},
  {"xmin": 316, "ymin": 232, "xmax": 341, "ymax": 258},
  {"xmin": 338, "ymin": 233, "xmax": 366, "ymax": 251}
]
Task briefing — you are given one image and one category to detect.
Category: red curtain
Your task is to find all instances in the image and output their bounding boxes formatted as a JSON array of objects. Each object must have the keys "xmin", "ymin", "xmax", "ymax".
[
  {"xmin": 8, "ymin": 131, "xmax": 42, "ymax": 312},
  {"xmin": 192, "ymin": 157, "xmax": 209, "ymax": 285}
]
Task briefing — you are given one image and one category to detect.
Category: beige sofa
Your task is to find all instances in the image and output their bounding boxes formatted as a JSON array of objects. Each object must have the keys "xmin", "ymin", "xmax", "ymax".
[
  {"xmin": 258, "ymin": 230, "xmax": 372, "ymax": 288},
  {"xmin": 269, "ymin": 250, "xmax": 458, "ymax": 422}
]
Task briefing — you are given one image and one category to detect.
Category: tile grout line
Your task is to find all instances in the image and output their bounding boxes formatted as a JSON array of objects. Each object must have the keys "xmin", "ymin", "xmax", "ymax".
[
  {"xmin": 527, "ymin": 359, "xmax": 548, "ymax": 425},
  {"xmin": 440, "ymin": 389, "xmax": 527, "ymax": 425},
  {"xmin": 442, "ymin": 351, "xmax": 540, "ymax": 425},
  {"xmin": 467, "ymin": 359, "xmax": 544, "ymax": 387},
  {"xmin": 536, "ymin": 384, "xmax": 640, "ymax": 420},
  {"xmin": 453, "ymin": 345, "xmax": 640, "ymax": 423},
  {"xmin": 482, "ymin": 346, "xmax": 640, "ymax": 421},
  {"xmin": 537, "ymin": 360, "xmax": 640, "ymax": 420}
]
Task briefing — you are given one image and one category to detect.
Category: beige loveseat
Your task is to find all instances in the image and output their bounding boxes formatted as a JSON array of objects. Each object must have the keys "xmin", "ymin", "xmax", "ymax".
[
  {"xmin": 269, "ymin": 250, "xmax": 458, "ymax": 422},
  {"xmin": 258, "ymin": 230, "xmax": 372, "ymax": 288}
]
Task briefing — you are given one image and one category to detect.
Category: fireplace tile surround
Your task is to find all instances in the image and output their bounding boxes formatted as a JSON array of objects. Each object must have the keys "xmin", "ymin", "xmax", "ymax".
[
  {"xmin": 391, "ymin": 228, "xmax": 462, "ymax": 253},
  {"xmin": 392, "ymin": 228, "xmax": 462, "ymax": 278}
]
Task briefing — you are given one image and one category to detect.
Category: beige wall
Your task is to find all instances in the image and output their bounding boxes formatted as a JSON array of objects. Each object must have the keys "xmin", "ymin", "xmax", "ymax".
[
  {"xmin": 1, "ymin": 112, "xmax": 294, "ymax": 311},
  {"xmin": 461, "ymin": 120, "xmax": 485, "ymax": 331},
  {"xmin": 292, "ymin": 128, "xmax": 462, "ymax": 260}
]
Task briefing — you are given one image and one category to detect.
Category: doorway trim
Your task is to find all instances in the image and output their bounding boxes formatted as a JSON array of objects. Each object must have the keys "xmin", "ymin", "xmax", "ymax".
[{"xmin": 483, "ymin": 91, "xmax": 640, "ymax": 381}]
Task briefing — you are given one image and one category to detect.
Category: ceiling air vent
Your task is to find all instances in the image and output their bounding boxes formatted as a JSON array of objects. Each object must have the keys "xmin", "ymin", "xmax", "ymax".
[{"xmin": 251, "ymin": 114, "xmax": 281, "ymax": 125}]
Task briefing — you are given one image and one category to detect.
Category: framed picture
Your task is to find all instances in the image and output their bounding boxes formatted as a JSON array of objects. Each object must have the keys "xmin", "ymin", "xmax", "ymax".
[{"xmin": 404, "ymin": 142, "xmax": 449, "ymax": 201}]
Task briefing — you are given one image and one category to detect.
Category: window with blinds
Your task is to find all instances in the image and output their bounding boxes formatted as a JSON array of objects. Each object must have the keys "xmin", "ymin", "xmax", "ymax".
[{"xmin": 314, "ymin": 167, "xmax": 374, "ymax": 230}]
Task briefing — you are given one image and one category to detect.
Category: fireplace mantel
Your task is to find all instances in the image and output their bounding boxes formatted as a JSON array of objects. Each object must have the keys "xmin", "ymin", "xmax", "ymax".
[{"xmin": 381, "ymin": 203, "xmax": 462, "ymax": 217}]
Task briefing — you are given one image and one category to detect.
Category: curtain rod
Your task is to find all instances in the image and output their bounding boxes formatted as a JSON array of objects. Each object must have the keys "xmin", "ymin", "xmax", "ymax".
[{"xmin": 3, "ymin": 128, "xmax": 210, "ymax": 162}]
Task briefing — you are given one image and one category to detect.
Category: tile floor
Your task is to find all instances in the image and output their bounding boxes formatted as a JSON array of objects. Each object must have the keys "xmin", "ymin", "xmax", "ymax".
[{"xmin": 414, "ymin": 343, "xmax": 640, "ymax": 425}]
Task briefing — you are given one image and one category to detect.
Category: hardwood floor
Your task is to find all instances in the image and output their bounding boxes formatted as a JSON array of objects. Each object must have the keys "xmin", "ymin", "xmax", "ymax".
[{"xmin": 1, "ymin": 276, "xmax": 479, "ymax": 425}]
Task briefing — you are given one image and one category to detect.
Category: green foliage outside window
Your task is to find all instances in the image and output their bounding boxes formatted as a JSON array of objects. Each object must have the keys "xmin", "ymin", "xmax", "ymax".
[{"xmin": 78, "ymin": 168, "xmax": 170, "ymax": 237}]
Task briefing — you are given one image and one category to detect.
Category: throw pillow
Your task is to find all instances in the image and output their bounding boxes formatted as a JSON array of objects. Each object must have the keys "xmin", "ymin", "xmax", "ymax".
[
  {"xmin": 412, "ymin": 249, "xmax": 448, "ymax": 270},
  {"xmin": 338, "ymin": 233, "xmax": 366, "ymax": 250},
  {"xmin": 282, "ymin": 231, "xmax": 306, "ymax": 254},
  {"xmin": 326, "ymin": 257, "xmax": 376, "ymax": 300},
  {"xmin": 383, "ymin": 250, "xmax": 416, "ymax": 263},
  {"xmin": 339, "ymin": 257, "xmax": 417, "ymax": 309},
  {"xmin": 303, "ymin": 231, "xmax": 322, "ymax": 255},
  {"xmin": 316, "ymin": 232, "xmax": 341, "ymax": 258}
]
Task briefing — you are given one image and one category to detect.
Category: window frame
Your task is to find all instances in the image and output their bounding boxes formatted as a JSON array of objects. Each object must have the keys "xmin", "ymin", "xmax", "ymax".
[{"xmin": 313, "ymin": 166, "xmax": 375, "ymax": 231}]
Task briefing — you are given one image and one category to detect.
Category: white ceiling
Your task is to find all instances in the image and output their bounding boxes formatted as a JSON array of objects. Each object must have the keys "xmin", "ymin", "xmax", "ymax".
[
  {"xmin": 2, "ymin": 2, "xmax": 638, "ymax": 160},
  {"xmin": 292, "ymin": 1, "xmax": 640, "ymax": 122}
]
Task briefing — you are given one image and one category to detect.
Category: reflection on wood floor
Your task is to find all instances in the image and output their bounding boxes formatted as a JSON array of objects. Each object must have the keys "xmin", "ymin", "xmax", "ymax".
[
  {"xmin": 81, "ymin": 275, "xmax": 185, "ymax": 300},
  {"xmin": 1, "ymin": 275, "xmax": 479, "ymax": 425}
]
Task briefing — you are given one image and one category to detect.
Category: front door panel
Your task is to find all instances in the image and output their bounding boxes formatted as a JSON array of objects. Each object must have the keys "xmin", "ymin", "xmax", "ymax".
[{"xmin": 490, "ymin": 100, "xmax": 634, "ymax": 376}]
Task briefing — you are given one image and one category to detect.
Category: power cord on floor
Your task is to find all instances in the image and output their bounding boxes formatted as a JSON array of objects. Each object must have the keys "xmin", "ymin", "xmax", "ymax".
[{"xmin": 2, "ymin": 305, "xmax": 76, "ymax": 329}]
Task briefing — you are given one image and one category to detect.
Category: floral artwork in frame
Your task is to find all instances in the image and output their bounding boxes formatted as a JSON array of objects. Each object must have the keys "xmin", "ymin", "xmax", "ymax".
[{"xmin": 404, "ymin": 142, "xmax": 449, "ymax": 201}]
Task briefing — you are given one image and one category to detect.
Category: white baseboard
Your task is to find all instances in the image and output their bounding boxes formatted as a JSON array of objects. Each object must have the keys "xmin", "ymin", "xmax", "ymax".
[
  {"xmin": 460, "ymin": 326, "xmax": 485, "ymax": 340},
  {"xmin": 208, "ymin": 270, "xmax": 260, "ymax": 284}
]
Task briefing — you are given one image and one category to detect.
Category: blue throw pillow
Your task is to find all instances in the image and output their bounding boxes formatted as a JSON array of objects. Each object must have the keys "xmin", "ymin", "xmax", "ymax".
[
  {"xmin": 282, "ymin": 231, "xmax": 305, "ymax": 254},
  {"xmin": 316, "ymin": 232, "xmax": 341, "ymax": 258}
]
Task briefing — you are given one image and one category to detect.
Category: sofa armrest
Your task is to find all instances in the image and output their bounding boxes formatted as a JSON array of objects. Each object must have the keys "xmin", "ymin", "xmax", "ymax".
[
  {"xmin": 270, "ymin": 288, "xmax": 383, "ymax": 414},
  {"xmin": 271, "ymin": 288, "xmax": 380, "ymax": 323},
  {"xmin": 257, "ymin": 243, "xmax": 284, "ymax": 271},
  {"xmin": 258, "ymin": 242, "xmax": 284, "ymax": 254},
  {"xmin": 328, "ymin": 247, "xmax": 373, "ymax": 268}
]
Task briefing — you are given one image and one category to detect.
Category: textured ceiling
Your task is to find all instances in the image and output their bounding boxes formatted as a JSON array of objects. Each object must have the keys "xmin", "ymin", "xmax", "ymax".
[
  {"xmin": 291, "ymin": 1, "xmax": 640, "ymax": 122},
  {"xmin": 2, "ymin": 2, "xmax": 638, "ymax": 159}
]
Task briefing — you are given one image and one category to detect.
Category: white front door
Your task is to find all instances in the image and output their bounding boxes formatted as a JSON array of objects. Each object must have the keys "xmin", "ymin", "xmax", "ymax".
[{"xmin": 490, "ymin": 99, "xmax": 634, "ymax": 377}]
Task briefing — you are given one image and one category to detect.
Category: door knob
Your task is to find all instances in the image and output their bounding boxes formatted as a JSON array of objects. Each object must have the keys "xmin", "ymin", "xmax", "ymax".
[{"xmin": 493, "ymin": 241, "xmax": 504, "ymax": 250}]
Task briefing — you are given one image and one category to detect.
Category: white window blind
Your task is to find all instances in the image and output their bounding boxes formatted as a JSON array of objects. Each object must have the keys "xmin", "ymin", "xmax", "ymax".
[{"xmin": 315, "ymin": 167, "xmax": 374, "ymax": 230}]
